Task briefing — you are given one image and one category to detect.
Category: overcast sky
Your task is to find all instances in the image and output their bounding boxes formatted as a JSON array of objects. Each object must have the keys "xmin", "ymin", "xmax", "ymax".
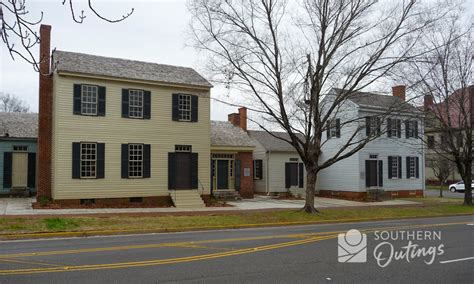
[{"xmin": 0, "ymin": 0, "xmax": 235, "ymax": 120}]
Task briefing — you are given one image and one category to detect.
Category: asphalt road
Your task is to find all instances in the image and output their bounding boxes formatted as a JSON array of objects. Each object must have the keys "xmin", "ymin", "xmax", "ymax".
[
  {"xmin": 0, "ymin": 215, "xmax": 473, "ymax": 283},
  {"xmin": 424, "ymin": 188, "xmax": 467, "ymax": 198}
]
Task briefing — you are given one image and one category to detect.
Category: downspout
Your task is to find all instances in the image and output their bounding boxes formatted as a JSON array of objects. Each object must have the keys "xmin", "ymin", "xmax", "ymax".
[
  {"xmin": 421, "ymin": 117, "xmax": 426, "ymax": 196},
  {"xmin": 266, "ymin": 150, "xmax": 270, "ymax": 195}
]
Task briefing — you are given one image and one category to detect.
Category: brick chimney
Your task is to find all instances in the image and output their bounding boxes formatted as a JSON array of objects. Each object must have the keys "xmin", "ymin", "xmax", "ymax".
[
  {"xmin": 423, "ymin": 94, "xmax": 434, "ymax": 111},
  {"xmin": 392, "ymin": 85, "xmax": 406, "ymax": 101},
  {"xmin": 228, "ymin": 107, "xmax": 248, "ymax": 131},
  {"xmin": 37, "ymin": 24, "xmax": 53, "ymax": 200}
]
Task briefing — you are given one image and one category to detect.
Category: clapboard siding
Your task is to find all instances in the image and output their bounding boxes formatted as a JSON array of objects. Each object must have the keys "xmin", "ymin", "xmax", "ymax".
[
  {"xmin": 252, "ymin": 140, "xmax": 267, "ymax": 193},
  {"xmin": 267, "ymin": 153, "xmax": 305, "ymax": 193},
  {"xmin": 51, "ymin": 74, "xmax": 211, "ymax": 199},
  {"xmin": 0, "ymin": 139, "xmax": 37, "ymax": 194}
]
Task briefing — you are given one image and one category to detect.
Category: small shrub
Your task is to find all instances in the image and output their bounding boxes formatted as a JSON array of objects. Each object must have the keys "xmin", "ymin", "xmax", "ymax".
[{"xmin": 37, "ymin": 196, "xmax": 50, "ymax": 207}]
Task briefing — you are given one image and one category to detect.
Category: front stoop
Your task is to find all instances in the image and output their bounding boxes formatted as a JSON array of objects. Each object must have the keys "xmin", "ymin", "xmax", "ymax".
[
  {"xmin": 213, "ymin": 190, "xmax": 242, "ymax": 201},
  {"xmin": 170, "ymin": 190, "xmax": 206, "ymax": 208}
]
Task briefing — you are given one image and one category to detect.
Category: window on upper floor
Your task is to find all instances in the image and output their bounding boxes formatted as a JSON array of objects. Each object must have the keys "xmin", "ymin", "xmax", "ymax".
[
  {"xmin": 178, "ymin": 94, "xmax": 192, "ymax": 121},
  {"xmin": 129, "ymin": 90, "xmax": 144, "ymax": 118},
  {"xmin": 327, "ymin": 119, "xmax": 341, "ymax": 139},
  {"xmin": 427, "ymin": 135, "xmax": 435, "ymax": 149},
  {"xmin": 405, "ymin": 120, "xmax": 418, "ymax": 138},
  {"xmin": 172, "ymin": 94, "xmax": 198, "ymax": 122},
  {"xmin": 81, "ymin": 85, "xmax": 98, "ymax": 115},
  {"xmin": 387, "ymin": 118, "xmax": 401, "ymax": 138},
  {"xmin": 366, "ymin": 116, "xmax": 381, "ymax": 137}
]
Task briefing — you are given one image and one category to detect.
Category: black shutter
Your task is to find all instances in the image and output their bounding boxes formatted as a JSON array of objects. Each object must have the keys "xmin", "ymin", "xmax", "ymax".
[
  {"xmin": 378, "ymin": 160, "xmax": 383, "ymax": 187},
  {"xmin": 388, "ymin": 156, "xmax": 393, "ymax": 179},
  {"xmin": 387, "ymin": 118, "xmax": 392, "ymax": 137},
  {"xmin": 285, "ymin": 163, "xmax": 291, "ymax": 188},
  {"xmin": 256, "ymin": 160, "xmax": 263, "ymax": 179},
  {"xmin": 96, "ymin": 143, "xmax": 105, "ymax": 179},
  {"xmin": 326, "ymin": 122, "xmax": 331, "ymax": 139},
  {"xmin": 414, "ymin": 121, "xmax": 419, "ymax": 138},
  {"xmin": 98, "ymin": 86, "xmax": 106, "ymax": 116},
  {"xmin": 191, "ymin": 153, "xmax": 198, "ymax": 189},
  {"xmin": 191, "ymin": 95, "xmax": 198, "ymax": 122},
  {"xmin": 121, "ymin": 144, "xmax": 129, "ymax": 178},
  {"xmin": 336, "ymin": 119, "xmax": 341, "ymax": 138},
  {"xmin": 72, "ymin": 142, "xmax": 81, "ymax": 179},
  {"xmin": 73, "ymin": 84, "xmax": 82, "ymax": 115},
  {"xmin": 235, "ymin": 159, "xmax": 241, "ymax": 190},
  {"xmin": 405, "ymin": 120, "xmax": 410, "ymax": 138},
  {"xmin": 143, "ymin": 91, "xmax": 151, "ymax": 119},
  {"xmin": 398, "ymin": 156, "xmax": 402, "ymax": 179},
  {"xmin": 172, "ymin": 94, "xmax": 179, "ymax": 121},
  {"xmin": 376, "ymin": 117, "xmax": 381, "ymax": 136},
  {"xmin": 27, "ymin": 153, "xmax": 36, "ymax": 188},
  {"xmin": 365, "ymin": 160, "xmax": 370, "ymax": 187},
  {"xmin": 365, "ymin": 117, "xmax": 371, "ymax": 136},
  {"xmin": 143, "ymin": 144, "xmax": 151, "ymax": 178},
  {"xmin": 298, "ymin": 163, "xmax": 304, "ymax": 188},
  {"xmin": 397, "ymin": 120, "xmax": 401, "ymax": 138},
  {"xmin": 3, "ymin": 152, "xmax": 12, "ymax": 188},
  {"xmin": 406, "ymin": 157, "xmax": 410, "ymax": 178},
  {"xmin": 122, "ymin": 89, "xmax": 129, "ymax": 118},
  {"xmin": 168, "ymin": 153, "xmax": 176, "ymax": 189},
  {"xmin": 415, "ymin": 157, "xmax": 419, "ymax": 178}
]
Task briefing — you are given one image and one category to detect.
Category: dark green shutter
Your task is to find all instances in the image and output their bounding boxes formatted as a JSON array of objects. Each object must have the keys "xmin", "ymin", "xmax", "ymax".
[
  {"xmin": 365, "ymin": 160, "xmax": 370, "ymax": 187},
  {"xmin": 405, "ymin": 120, "xmax": 410, "ymax": 138},
  {"xmin": 255, "ymin": 160, "xmax": 263, "ymax": 179},
  {"xmin": 235, "ymin": 159, "xmax": 241, "ymax": 190},
  {"xmin": 73, "ymin": 84, "xmax": 82, "ymax": 115},
  {"xmin": 191, "ymin": 95, "xmax": 198, "ymax": 122},
  {"xmin": 415, "ymin": 157, "xmax": 419, "ymax": 178},
  {"xmin": 326, "ymin": 122, "xmax": 331, "ymax": 139},
  {"xmin": 388, "ymin": 157, "xmax": 393, "ymax": 179},
  {"xmin": 168, "ymin": 153, "xmax": 176, "ymax": 189},
  {"xmin": 121, "ymin": 144, "xmax": 129, "ymax": 178},
  {"xmin": 365, "ymin": 117, "xmax": 370, "ymax": 136},
  {"xmin": 414, "ymin": 121, "xmax": 419, "ymax": 138},
  {"xmin": 72, "ymin": 142, "xmax": 81, "ymax": 179},
  {"xmin": 398, "ymin": 156, "xmax": 402, "ymax": 179},
  {"xmin": 98, "ymin": 86, "xmax": 106, "ymax": 116},
  {"xmin": 298, "ymin": 163, "xmax": 304, "ymax": 188},
  {"xmin": 122, "ymin": 89, "xmax": 129, "ymax": 118},
  {"xmin": 27, "ymin": 153, "xmax": 36, "ymax": 188},
  {"xmin": 387, "ymin": 118, "xmax": 392, "ymax": 137},
  {"xmin": 406, "ymin": 157, "xmax": 410, "ymax": 178},
  {"xmin": 397, "ymin": 120, "xmax": 401, "ymax": 138},
  {"xmin": 172, "ymin": 94, "xmax": 179, "ymax": 121},
  {"xmin": 3, "ymin": 152, "xmax": 12, "ymax": 188},
  {"xmin": 191, "ymin": 153, "xmax": 198, "ymax": 189},
  {"xmin": 378, "ymin": 160, "xmax": 383, "ymax": 187},
  {"xmin": 336, "ymin": 119, "xmax": 341, "ymax": 138},
  {"xmin": 96, "ymin": 143, "xmax": 105, "ymax": 179},
  {"xmin": 285, "ymin": 163, "xmax": 291, "ymax": 188},
  {"xmin": 143, "ymin": 144, "xmax": 151, "ymax": 178},
  {"xmin": 376, "ymin": 118, "xmax": 381, "ymax": 136},
  {"xmin": 143, "ymin": 91, "xmax": 151, "ymax": 119}
]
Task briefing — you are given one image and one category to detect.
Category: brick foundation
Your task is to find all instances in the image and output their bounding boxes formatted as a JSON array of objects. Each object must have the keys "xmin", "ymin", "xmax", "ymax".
[
  {"xmin": 317, "ymin": 189, "xmax": 423, "ymax": 201},
  {"xmin": 37, "ymin": 196, "xmax": 173, "ymax": 209},
  {"xmin": 236, "ymin": 152, "xmax": 254, "ymax": 198}
]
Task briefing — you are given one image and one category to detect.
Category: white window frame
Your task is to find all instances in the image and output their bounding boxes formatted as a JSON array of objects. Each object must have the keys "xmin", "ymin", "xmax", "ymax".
[
  {"xmin": 391, "ymin": 156, "xmax": 399, "ymax": 179},
  {"xmin": 80, "ymin": 143, "xmax": 97, "ymax": 178},
  {"xmin": 369, "ymin": 117, "xmax": 378, "ymax": 136},
  {"xmin": 408, "ymin": 156, "xmax": 416, "ymax": 178},
  {"xmin": 390, "ymin": 119, "xmax": 400, "ymax": 137},
  {"xmin": 81, "ymin": 85, "xmax": 98, "ymax": 115},
  {"xmin": 329, "ymin": 119, "xmax": 338, "ymax": 138},
  {"xmin": 178, "ymin": 94, "xmax": 192, "ymax": 121},
  {"xmin": 13, "ymin": 145, "xmax": 28, "ymax": 152},
  {"xmin": 128, "ymin": 144, "xmax": 143, "ymax": 178},
  {"xmin": 407, "ymin": 121, "xmax": 417, "ymax": 138},
  {"xmin": 129, "ymin": 89, "xmax": 144, "ymax": 118},
  {"xmin": 253, "ymin": 160, "xmax": 262, "ymax": 180},
  {"xmin": 175, "ymin": 145, "xmax": 192, "ymax": 152}
]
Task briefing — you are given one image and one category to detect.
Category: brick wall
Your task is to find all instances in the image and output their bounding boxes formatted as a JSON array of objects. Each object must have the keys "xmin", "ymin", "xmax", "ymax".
[{"xmin": 237, "ymin": 151, "xmax": 254, "ymax": 198}]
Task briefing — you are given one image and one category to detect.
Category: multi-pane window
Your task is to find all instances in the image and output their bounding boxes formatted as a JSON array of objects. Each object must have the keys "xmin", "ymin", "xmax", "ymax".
[
  {"xmin": 13, "ymin": 145, "xmax": 28, "ymax": 152},
  {"xmin": 178, "ymin": 94, "xmax": 192, "ymax": 121},
  {"xmin": 80, "ymin": 143, "xmax": 97, "ymax": 178},
  {"xmin": 129, "ymin": 90, "xmax": 144, "ymax": 118},
  {"xmin": 391, "ymin": 157, "xmax": 399, "ymax": 179},
  {"xmin": 388, "ymin": 119, "xmax": 401, "ymax": 137},
  {"xmin": 427, "ymin": 136, "xmax": 435, "ymax": 149},
  {"xmin": 81, "ymin": 85, "xmax": 98, "ymax": 115},
  {"xmin": 330, "ymin": 120, "xmax": 337, "ymax": 138},
  {"xmin": 175, "ymin": 145, "xmax": 192, "ymax": 152},
  {"xmin": 128, "ymin": 144, "xmax": 143, "ymax": 178},
  {"xmin": 406, "ymin": 121, "xmax": 418, "ymax": 138},
  {"xmin": 408, "ymin": 156, "xmax": 416, "ymax": 178}
]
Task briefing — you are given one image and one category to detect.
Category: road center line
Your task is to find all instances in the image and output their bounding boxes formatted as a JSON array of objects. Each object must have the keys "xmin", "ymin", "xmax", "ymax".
[{"xmin": 440, "ymin": 257, "xmax": 474, "ymax": 264}]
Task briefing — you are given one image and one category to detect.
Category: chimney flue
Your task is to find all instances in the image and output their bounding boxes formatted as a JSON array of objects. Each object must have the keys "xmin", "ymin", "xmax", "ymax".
[
  {"xmin": 238, "ymin": 107, "xmax": 247, "ymax": 131},
  {"xmin": 423, "ymin": 95, "xmax": 434, "ymax": 111},
  {"xmin": 392, "ymin": 85, "xmax": 406, "ymax": 101}
]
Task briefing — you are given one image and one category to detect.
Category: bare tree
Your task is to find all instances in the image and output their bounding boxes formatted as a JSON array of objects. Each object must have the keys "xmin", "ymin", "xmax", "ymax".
[
  {"xmin": 400, "ymin": 4, "xmax": 473, "ymax": 206},
  {"xmin": 0, "ymin": 92, "xmax": 30, "ymax": 112},
  {"xmin": 189, "ymin": 0, "xmax": 445, "ymax": 213},
  {"xmin": 428, "ymin": 156, "xmax": 453, "ymax": 198},
  {"xmin": 0, "ymin": 0, "xmax": 134, "ymax": 72}
]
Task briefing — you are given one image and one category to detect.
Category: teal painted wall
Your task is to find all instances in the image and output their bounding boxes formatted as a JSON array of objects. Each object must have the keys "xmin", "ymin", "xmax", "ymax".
[{"xmin": 0, "ymin": 139, "xmax": 37, "ymax": 194}]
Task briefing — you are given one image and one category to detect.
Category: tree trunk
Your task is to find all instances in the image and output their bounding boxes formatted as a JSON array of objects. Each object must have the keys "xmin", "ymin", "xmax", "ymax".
[
  {"xmin": 302, "ymin": 169, "xmax": 319, "ymax": 214},
  {"xmin": 439, "ymin": 181, "xmax": 443, "ymax": 198},
  {"xmin": 463, "ymin": 167, "xmax": 472, "ymax": 206}
]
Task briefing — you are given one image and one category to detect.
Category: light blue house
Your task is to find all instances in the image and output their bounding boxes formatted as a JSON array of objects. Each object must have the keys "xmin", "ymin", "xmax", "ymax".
[{"xmin": 0, "ymin": 112, "xmax": 38, "ymax": 196}]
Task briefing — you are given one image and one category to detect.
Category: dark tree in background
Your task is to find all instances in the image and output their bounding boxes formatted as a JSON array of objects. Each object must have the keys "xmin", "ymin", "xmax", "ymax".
[
  {"xmin": 0, "ymin": 0, "xmax": 133, "ymax": 72},
  {"xmin": 189, "ymin": 0, "xmax": 449, "ymax": 213}
]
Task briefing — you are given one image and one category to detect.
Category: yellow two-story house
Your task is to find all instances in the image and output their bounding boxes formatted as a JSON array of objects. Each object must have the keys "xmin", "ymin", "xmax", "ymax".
[{"xmin": 37, "ymin": 25, "xmax": 212, "ymax": 208}]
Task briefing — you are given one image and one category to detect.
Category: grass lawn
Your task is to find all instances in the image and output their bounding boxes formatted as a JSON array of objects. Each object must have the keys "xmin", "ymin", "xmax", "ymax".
[
  {"xmin": 426, "ymin": 185, "xmax": 449, "ymax": 191},
  {"xmin": 1, "ymin": 197, "xmax": 472, "ymax": 238}
]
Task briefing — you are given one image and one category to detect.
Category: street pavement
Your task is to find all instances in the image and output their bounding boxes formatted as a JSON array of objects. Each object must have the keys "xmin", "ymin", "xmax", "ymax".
[
  {"xmin": 0, "ymin": 215, "xmax": 473, "ymax": 283},
  {"xmin": 424, "ymin": 189, "xmax": 466, "ymax": 198}
]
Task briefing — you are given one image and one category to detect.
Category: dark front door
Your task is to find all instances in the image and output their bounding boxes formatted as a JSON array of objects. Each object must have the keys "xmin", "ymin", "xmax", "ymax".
[
  {"xmin": 366, "ymin": 160, "xmax": 378, "ymax": 187},
  {"xmin": 175, "ymin": 153, "xmax": 191, "ymax": 189},
  {"xmin": 217, "ymin": 160, "xmax": 229, "ymax": 190}
]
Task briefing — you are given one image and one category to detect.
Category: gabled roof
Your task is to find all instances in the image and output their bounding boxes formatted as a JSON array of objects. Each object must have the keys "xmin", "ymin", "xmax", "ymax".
[
  {"xmin": 332, "ymin": 88, "xmax": 418, "ymax": 112},
  {"xmin": 0, "ymin": 112, "xmax": 38, "ymax": 139},
  {"xmin": 53, "ymin": 50, "xmax": 213, "ymax": 89},
  {"xmin": 211, "ymin": 121, "xmax": 255, "ymax": 147},
  {"xmin": 248, "ymin": 130, "xmax": 299, "ymax": 152}
]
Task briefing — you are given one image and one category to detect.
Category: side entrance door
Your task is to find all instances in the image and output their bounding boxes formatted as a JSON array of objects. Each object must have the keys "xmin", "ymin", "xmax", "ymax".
[
  {"xmin": 217, "ymin": 160, "xmax": 229, "ymax": 190},
  {"xmin": 12, "ymin": 152, "xmax": 28, "ymax": 188},
  {"xmin": 365, "ymin": 160, "xmax": 383, "ymax": 188}
]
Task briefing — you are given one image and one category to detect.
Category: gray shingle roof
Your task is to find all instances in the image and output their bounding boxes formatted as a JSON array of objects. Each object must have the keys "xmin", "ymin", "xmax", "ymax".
[
  {"xmin": 0, "ymin": 112, "xmax": 38, "ymax": 138},
  {"xmin": 248, "ymin": 130, "xmax": 299, "ymax": 152},
  {"xmin": 211, "ymin": 121, "xmax": 255, "ymax": 147},
  {"xmin": 53, "ymin": 50, "xmax": 212, "ymax": 89},
  {"xmin": 333, "ymin": 88, "xmax": 418, "ymax": 112}
]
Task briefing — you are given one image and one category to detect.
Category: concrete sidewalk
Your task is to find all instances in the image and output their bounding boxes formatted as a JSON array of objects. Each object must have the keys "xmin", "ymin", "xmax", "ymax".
[{"xmin": 0, "ymin": 196, "xmax": 419, "ymax": 216}]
